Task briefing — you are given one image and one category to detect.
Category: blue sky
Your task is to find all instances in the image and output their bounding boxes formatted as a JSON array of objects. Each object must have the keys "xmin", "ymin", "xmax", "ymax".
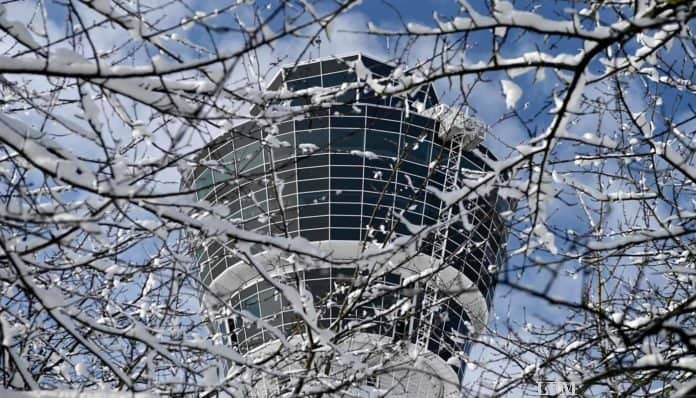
[{"xmin": 4, "ymin": 0, "xmax": 694, "ymax": 395}]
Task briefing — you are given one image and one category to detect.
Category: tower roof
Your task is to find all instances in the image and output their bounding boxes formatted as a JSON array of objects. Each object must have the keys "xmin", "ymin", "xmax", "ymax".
[{"xmin": 250, "ymin": 53, "xmax": 439, "ymax": 115}]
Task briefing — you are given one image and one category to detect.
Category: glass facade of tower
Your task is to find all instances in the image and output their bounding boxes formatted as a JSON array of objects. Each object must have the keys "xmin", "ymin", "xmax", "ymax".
[
  {"xmin": 186, "ymin": 55, "xmax": 508, "ymax": 378},
  {"xmin": 222, "ymin": 268, "xmax": 473, "ymax": 364}
]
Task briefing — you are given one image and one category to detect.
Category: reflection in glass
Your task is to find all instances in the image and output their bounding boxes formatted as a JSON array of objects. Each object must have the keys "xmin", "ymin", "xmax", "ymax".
[{"xmin": 365, "ymin": 130, "xmax": 400, "ymax": 157}]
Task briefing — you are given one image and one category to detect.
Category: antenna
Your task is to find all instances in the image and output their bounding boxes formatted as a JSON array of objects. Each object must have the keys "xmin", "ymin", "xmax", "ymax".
[{"xmin": 313, "ymin": 37, "xmax": 322, "ymax": 62}]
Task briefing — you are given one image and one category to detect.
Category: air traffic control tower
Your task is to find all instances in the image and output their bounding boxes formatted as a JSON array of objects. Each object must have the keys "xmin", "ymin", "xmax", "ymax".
[{"xmin": 185, "ymin": 54, "xmax": 509, "ymax": 397}]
